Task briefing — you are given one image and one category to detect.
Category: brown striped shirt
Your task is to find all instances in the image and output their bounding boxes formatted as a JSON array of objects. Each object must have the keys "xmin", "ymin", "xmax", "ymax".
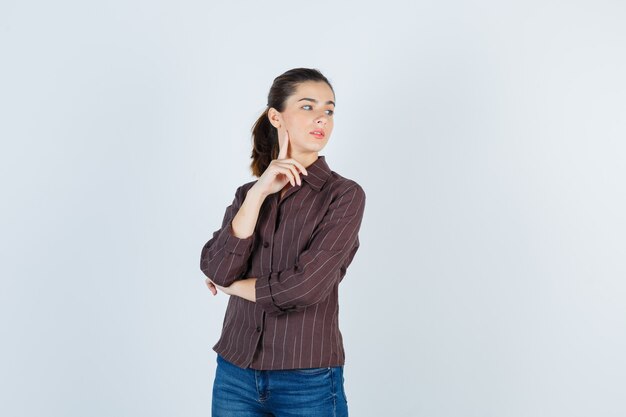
[{"xmin": 200, "ymin": 155, "xmax": 366, "ymax": 370}]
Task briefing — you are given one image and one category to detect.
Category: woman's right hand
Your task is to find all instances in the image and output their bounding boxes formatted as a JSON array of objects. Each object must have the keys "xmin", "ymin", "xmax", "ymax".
[{"xmin": 251, "ymin": 129, "xmax": 308, "ymax": 197}]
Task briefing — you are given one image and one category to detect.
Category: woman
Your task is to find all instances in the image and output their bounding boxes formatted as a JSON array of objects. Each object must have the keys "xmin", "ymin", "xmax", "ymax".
[{"xmin": 200, "ymin": 68, "xmax": 366, "ymax": 417}]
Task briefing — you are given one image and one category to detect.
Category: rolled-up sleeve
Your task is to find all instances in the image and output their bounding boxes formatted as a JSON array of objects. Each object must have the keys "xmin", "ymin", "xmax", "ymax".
[
  {"xmin": 255, "ymin": 183, "xmax": 366, "ymax": 315},
  {"xmin": 200, "ymin": 185, "xmax": 255, "ymax": 286}
]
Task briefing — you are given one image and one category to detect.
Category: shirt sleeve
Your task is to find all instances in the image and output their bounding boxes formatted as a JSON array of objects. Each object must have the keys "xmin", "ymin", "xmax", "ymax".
[
  {"xmin": 255, "ymin": 182, "xmax": 366, "ymax": 315},
  {"xmin": 200, "ymin": 184, "xmax": 255, "ymax": 287}
]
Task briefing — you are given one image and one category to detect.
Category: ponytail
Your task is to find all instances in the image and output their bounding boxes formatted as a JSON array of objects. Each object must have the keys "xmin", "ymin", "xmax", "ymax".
[{"xmin": 250, "ymin": 108, "xmax": 279, "ymax": 177}]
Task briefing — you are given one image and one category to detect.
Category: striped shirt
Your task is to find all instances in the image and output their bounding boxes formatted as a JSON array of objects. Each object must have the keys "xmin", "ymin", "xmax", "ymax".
[{"xmin": 200, "ymin": 155, "xmax": 366, "ymax": 370}]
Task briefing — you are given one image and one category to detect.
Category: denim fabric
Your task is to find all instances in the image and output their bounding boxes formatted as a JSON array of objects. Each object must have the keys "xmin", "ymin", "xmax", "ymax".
[{"xmin": 212, "ymin": 355, "xmax": 349, "ymax": 417}]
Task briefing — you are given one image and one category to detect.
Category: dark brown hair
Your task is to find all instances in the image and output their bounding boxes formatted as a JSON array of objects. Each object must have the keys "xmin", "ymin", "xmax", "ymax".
[{"xmin": 250, "ymin": 68, "xmax": 334, "ymax": 177}]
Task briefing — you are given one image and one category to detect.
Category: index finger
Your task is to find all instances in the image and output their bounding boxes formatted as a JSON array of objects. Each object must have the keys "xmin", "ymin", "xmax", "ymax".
[
  {"xmin": 205, "ymin": 278, "xmax": 217, "ymax": 295},
  {"xmin": 277, "ymin": 129, "xmax": 289, "ymax": 160}
]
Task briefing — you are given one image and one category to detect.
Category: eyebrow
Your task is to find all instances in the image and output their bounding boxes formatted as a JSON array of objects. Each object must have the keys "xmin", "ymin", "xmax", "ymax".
[{"xmin": 297, "ymin": 97, "xmax": 336, "ymax": 106}]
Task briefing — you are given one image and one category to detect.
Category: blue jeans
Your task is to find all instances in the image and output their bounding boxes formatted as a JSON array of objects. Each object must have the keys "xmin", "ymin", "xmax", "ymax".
[{"xmin": 212, "ymin": 355, "xmax": 349, "ymax": 417}]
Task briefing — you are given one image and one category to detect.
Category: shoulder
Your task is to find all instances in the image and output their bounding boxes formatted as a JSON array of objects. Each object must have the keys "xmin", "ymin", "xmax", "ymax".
[
  {"xmin": 231, "ymin": 179, "xmax": 258, "ymax": 202},
  {"xmin": 239, "ymin": 179, "xmax": 258, "ymax": 193}
]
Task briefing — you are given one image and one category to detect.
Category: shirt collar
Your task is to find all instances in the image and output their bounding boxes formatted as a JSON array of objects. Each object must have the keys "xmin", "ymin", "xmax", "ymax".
[{"xmin": 302, "ymin": 155, "xmax": 332, "ymax": 191}]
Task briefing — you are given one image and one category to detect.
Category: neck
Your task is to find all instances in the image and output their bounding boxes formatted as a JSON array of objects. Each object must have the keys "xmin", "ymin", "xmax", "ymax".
[{"xmin": 288, "ymin": 151, "xmax": 319, "ymax": 168}]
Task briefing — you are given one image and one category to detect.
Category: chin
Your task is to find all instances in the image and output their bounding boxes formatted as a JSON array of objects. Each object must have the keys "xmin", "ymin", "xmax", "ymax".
[{"xmin": 309, "ymin": 143, "xmax": 327, "ymax": 152}]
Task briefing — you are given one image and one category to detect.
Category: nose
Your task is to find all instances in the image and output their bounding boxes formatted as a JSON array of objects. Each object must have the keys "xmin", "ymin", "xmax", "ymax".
[{"xmin": 316, "ymin": 114, "xmax": 328, "ymax": 126}]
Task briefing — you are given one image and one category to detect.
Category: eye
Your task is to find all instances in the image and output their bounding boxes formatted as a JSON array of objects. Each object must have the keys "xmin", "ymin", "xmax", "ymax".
[{"xmin": 301, "ymin": 105, "xmax": 334, "ymax": 116}]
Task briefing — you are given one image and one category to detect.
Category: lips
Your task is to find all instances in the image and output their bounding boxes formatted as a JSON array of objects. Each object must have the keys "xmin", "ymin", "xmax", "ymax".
[{"xmin": 309, "ymin": 130, "xmax": 325, "ymax": 139}]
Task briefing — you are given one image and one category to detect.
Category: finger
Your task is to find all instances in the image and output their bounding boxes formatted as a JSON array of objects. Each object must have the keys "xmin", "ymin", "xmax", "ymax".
[
  {"xmin": 207, "ymin": 282, "xmax": 216, "ymax": 296},
  {"xmin": 205, "ymin": 278, "xmax": 217, "ymax": 296},
  {"xmin": 271, "ymin": 165, "xmax": 296, "ymax": 187},
  {"xmin": 277, "ymin": 129, "xmax": 289, "ymax": 160},
  {"xmin": 284, "ymin": 158, "xmax": 308, "ymax": 177},
  {"xmin": 214, "ymin": 283, "xmax": 229, "ymax": 295},
  {"xmin": 274, "ymin": 162, "xmax": 301, "ymax": 186},
  {"xmin": 273, "ymin": 161, "xmax": 301, "ymax": 178}
]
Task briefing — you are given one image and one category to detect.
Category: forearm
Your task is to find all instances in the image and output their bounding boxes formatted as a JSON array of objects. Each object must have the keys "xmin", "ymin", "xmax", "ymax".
[
  {"xmin": 230, "ymin": 186, "xmax": 267, "ymax": 238},
  {"xmin": 233, "ymin": 278, "xmax": 257, "ymax": 302},
  {"xmin": 212, "ymin": 278, "xmax": 257, "ymax": 302}
]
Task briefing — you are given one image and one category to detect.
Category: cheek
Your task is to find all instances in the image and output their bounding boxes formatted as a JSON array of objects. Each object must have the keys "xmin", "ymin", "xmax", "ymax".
[
  {"xmin": 283, "ymin": 115, "xmax": 302, "ymax": 131},
  {"xmin": 291, "ymin": 113, "xmax": 309, "ymax": 126}
]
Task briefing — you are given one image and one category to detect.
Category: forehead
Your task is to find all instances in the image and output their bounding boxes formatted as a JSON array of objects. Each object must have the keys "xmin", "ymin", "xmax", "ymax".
[{"xmin": 288, "ymin": 81, "xmax": 335, "ymax": 104}]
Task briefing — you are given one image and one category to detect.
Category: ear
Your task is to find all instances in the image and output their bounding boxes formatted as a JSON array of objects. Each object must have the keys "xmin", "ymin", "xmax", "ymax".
[{"xmin": 267, "ymin": 107, "xmax": 282, "ymax": 129}]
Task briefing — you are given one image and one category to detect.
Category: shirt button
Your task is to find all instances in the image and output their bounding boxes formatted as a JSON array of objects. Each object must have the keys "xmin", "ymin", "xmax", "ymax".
[
  {"xmin": 263, "ymin": 241, "xmax": 270, "ymax": 248},
  {"xmin": 256, "ymin": 326, "xmax": 262, "ymax": 332}
]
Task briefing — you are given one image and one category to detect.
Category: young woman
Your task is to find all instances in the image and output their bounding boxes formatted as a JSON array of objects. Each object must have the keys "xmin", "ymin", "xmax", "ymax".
[{"xmin": 200, "ymin": 68, "xmax": 366, "ymax": 417}]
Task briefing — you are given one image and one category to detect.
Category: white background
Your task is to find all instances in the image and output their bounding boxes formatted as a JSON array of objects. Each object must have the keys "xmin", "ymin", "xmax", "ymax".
[{"xmin": 1, "ymin": 1, "xmax": 625, "ymax": 416}]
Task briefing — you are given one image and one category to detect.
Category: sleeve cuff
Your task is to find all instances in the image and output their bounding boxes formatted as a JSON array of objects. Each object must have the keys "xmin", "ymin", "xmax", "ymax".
[
  {"xmin": 255, "ymin": 272, "xmax": 286, "ymax": 315},
  {"xmin": 222, "ymin": 223, "xmax": 254, "ymax": 256}
]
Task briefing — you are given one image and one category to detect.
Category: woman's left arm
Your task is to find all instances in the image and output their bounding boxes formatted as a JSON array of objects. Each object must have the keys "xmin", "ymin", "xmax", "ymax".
[
  {"xmin": 206, "ymin": 276, "xmax": 257, "ymax": 302},
  {"xmin": 208, "ymin": 182, "xmax": 366, "ymax": 306},
  {"xmin": 253, "ymin": 182, "xmax": 366, "ymax": 314}
]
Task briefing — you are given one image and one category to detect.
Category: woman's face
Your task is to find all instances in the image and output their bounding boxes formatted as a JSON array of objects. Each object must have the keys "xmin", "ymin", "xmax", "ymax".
[{"xmin": 269, "ymin": 81, "xmax": 335, "ymax": 157}]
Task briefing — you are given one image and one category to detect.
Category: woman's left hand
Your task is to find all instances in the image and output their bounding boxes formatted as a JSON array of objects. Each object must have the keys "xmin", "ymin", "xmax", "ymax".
[
  {"xmin": 205, "ymin": 277, "xmax": 257, "ymax": 302},
  {"xmin": 205, "ymin": 277, "xmax": 229, "ymax": 296}
]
